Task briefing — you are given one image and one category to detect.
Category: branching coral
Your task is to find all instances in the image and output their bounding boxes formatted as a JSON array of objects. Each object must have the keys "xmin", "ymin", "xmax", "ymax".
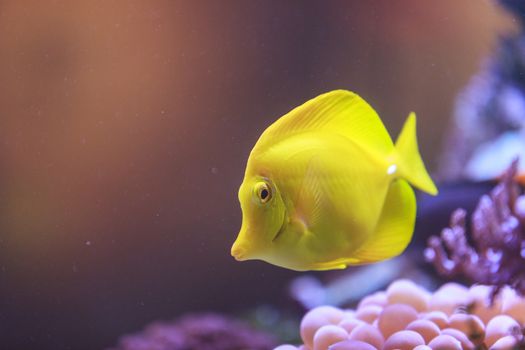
[{"xmin": 425, "ymin": 159, "xmax": 525, "ymax": 298}]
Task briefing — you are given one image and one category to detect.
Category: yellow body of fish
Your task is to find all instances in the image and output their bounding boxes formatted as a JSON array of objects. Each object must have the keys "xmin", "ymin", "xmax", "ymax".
[{"xmin": 231, "ymin": 90, "xmax": 438, "ymax": 271}]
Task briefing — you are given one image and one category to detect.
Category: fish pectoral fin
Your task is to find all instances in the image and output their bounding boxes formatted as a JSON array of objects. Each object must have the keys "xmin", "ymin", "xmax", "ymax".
[
  {"xmin": 289, "ymin": 216, "xmax": 310, "ymax": 237},
  {"xmin": 295, "ymin": 156, "xmax": 325, "ymax": 226},
  {"xmin": 350, "ymin": 178, "xmax": 416, "ymax": 263}
]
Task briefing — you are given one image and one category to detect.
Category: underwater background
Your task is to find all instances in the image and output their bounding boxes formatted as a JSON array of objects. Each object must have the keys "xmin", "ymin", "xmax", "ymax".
[{"xmin": 0, "ymin": 1, "xmax": 518, "ymax": 349}]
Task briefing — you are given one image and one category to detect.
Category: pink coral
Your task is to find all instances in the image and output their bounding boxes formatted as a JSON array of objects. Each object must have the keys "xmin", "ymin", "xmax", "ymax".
[{"xmin": 275, "ymin": 279, "xmax": 525, "ymax": 350}]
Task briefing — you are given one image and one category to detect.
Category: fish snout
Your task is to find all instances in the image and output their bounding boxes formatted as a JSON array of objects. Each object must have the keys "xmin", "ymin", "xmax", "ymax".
[{"xmin": 231, "ymin": 242, "xmax": 247, "ymax": 261}]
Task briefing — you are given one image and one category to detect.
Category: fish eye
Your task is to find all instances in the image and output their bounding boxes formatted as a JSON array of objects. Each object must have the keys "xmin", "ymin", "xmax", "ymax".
[{"xmin": 254, "ymin": 182, "xmax": 272, "ymax": 204}]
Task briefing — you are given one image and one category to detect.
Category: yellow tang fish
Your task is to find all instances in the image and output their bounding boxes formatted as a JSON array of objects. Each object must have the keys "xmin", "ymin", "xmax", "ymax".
[{"xmin": 231, "ymin": 90, "xmax": 438, "ymax": 271}]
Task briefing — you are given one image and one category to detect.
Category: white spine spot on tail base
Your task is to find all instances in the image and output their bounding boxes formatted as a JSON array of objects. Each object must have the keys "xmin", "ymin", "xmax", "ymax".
[{"xmin": 387, "ymin": 164, "xmax": 397, "ymax": 175}]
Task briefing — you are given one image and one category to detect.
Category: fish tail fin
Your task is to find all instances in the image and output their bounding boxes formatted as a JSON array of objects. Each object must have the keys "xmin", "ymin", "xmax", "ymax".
[{"xmin": 393, "ymin": 112, "xmax": 438, "ymax": 195}]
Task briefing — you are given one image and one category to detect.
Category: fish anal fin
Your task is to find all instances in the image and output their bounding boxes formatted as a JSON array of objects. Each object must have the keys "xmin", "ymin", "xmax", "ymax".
[
  {"xmin": 350, "ymin": 179, "xmax": 416, "ymax": 264},
  {"xmin": 311, "ymin": 261, "xmax": 348, "ymax": 271}
]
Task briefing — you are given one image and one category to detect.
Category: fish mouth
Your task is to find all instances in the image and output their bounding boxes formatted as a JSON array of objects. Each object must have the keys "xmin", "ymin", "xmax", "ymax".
[
  {"xmin": 231, "ymin": 244, "xmax": 246, "ymax": 261},
  {"xmin": 231, "ymin": 236, "xmax": 250, "ymax": 261}
]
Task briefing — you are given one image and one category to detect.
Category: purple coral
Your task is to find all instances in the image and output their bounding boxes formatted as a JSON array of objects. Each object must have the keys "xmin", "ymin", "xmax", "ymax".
[
  {"xmin": 425, "ymin": 159, "xmax": 525, "ymax": 298},
  {"xmin": 108, "ymin": 313, "xmax": 277, "ymax": 350}
]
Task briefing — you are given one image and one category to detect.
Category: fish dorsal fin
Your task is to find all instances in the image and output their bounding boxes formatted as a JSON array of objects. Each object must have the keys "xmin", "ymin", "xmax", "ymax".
[{"xmin": 253, "ymin": 90, "xmax": 394, "ymax": 156}]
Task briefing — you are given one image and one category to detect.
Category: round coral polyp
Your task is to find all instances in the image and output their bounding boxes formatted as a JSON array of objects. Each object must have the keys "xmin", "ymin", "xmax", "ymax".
[{"xmin": 274, "ymin": 279, "xmax": 525, "ymax": 350}]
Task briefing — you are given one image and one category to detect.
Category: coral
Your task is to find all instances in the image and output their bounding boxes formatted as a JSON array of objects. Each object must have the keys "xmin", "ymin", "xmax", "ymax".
[
  {"xmin": 274, "ymin": 279, "xmax": 525, "ymax": 350},
  {"xmin": 108, "ymin": 313, "xmax": 277, "ymax": 350},
  {"xmin": 425, "ymin": 160, "xmax": 525, "ymax": 299}
]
